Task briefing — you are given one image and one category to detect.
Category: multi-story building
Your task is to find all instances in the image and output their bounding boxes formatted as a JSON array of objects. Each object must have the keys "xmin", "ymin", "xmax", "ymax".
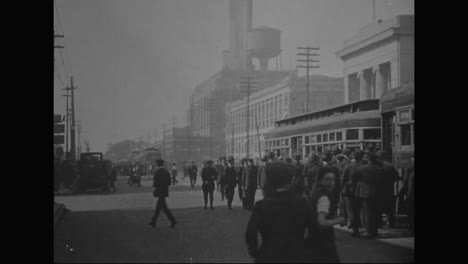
[
  {"xmin": 226, "ymin": 71, "xmax": 344, "ymax": 160},
  {"xmin": 189, "ymin": 68, "xmax": 290, "ymax": 159},
  {"xmin": 336, "ymin": 14, "xmax": 414, "ymax": 168}
]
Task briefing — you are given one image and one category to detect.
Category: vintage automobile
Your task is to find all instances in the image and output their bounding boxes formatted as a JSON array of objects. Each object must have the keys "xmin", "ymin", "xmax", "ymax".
[{"xmin": 76, "ymin": 152, "xmax": 112, "ymax": 193}]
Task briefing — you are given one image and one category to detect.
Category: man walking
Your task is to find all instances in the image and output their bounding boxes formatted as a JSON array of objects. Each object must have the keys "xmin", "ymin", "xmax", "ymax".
[
  {"xmin": 224, "ymin": 156, "xmax": 237, "ymax": 210},
  {"xmin": 244, "ymin": 159, "xmax": 258, "ymax": 211},
  {"xmin": 149, "ymin": 159, "xmax": 176, "ymax": 228},
  {"xmin": 217, "ymin": 157, "xmax": 226, "ymax": 201},
  {"xmin": 237, "ymin": 159, "xmax": 246, "ymax": 203},
  {"xmin": 188, "ymin": 161, "xmax": 198, "ymax": 188},
  {"xmin": 201, "ymin": 160, "xmax": 217, "ymax": 210},
  {"xmin": 171, "ymin": 162, "xmax": 179, "ymax": 185}
]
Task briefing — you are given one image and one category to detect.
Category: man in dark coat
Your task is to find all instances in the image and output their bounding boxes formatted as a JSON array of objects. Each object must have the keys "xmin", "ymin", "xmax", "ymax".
[
  {"xmin": 291, "ymin": 155, "xmax": 305, "ymax": 198},
  {"xmin": 224, "ymin": 156, "xmax": 237, "ymax": 210},
  {"xmin": 149, "ymin": 159, "xmax": 176, "ymax": 228},
  {"xmin": 354, "ymin": 152, "xmax": 383, "ymax": 238},
  {"xmin": 201, "ymin": 160, "xmax": 217, "ymax": 210},
  {"xmin": 237, "ymin": 159, "xmax": 246, "ymax": 203},
  {"xmin": 216, "ymin": 157, "xmax": 226, "ymax": 201},
  {"xmin": 188, "ymin": 161, "xmax": 198, "ymax": 188},
  {"xmin": 303, "ymin": 153, "xmax": 322, "ymax": 199},
  {"xmin": 244, "ymin": 159, "xmax": 258, "ymax": 211},
  {"xmin": 376, "ymin": 151, "xmax": 400, "ymax": 228},
  {"xmin": 257, "ymin": 156, "xmax": 271, "ymax": 199},
  {"xmin": 245, "ymin": 161, "xmax": 312, "ymax": 263},
  {"xmin": 341, "ymin": 150, "xmax": 364, "ymax": 237}
]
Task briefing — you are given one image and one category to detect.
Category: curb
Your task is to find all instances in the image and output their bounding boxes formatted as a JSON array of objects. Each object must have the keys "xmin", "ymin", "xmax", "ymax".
[
  {"xmin": 333, "ymin": 225, "xmax": 414, "ymax": 249},
  {"xmin": 54, "ymin": 202, "xmax": 69, "ymax": 233}
]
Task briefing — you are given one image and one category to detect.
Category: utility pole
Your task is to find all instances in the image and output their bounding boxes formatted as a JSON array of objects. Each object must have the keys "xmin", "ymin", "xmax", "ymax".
[
  {"xmin": 230, "ymin": 86, "xmax": 234, "ymax": 158},
  {"xmin": 54, "ymin": 31, "xmax": 64, "ymax": 69},
  {"xmin": 187, "ymin": 109, "xmax": 191, "ymax": 162},
  {"xmin": 204, "ymin": 97, "xmax": 215, "ymax": 159},
  {"xmin": 162, "ymin": 123, "xmax": 165, "ymax": 159},
  {"xmin": 240, "ymin": 76, "xmax": 257, "ymax": 159},
  {"xmin": 61, "ymin": 91, "xmax": 70, "ymax": 159},
  {"xmin": 297, "ymin": 47, "xmax": 320, "ymax": 113},
  {"xmin": 254, "ymin": 114, "xmax": 262, "ymax": 161},
  {"xmin": 75, "ymin": 120, "xmax": 82, "ymax": 158},
  {"xmin": 63, "ymin": 77, "xmax": 78, "ymax": 160}
]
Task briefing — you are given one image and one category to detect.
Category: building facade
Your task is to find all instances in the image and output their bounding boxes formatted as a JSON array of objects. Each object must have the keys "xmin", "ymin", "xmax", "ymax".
[
  {"xmin": 336, "ymin": 14, "xmax": 414, "ymax": 168},
  {"xmin": 225, "ymin": 71, "xmax": 344, "ymax": 160},
  {"xmin": 336, "ymin": 15, "xmax": 414, "ymax": 104}
]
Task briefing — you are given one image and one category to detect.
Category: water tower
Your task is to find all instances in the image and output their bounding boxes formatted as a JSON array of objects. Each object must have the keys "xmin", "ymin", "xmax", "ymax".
[{"xmin": 248, "ymin": 26, "xmax": 281, "ymax": 71}]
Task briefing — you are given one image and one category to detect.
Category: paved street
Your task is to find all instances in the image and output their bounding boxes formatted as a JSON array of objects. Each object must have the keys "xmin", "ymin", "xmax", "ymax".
[{"xmin": 54, "ymin": 175, "xmax": 414, "ymax": 263}]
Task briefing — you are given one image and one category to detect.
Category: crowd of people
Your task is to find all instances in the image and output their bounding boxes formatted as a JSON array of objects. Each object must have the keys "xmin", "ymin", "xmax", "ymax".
[{"xmin": 154, "ymin": 149, "xmax": 414, "ymax": 263}]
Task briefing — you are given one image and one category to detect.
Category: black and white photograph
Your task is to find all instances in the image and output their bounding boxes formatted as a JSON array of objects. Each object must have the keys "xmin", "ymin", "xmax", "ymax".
[{"xmin": 53, "ymin": 0, "xmax": 414, "ymax": 262}]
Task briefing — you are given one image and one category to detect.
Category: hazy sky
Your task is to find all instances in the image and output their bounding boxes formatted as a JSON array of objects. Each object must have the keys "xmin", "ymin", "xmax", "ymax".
[{"xmin": 54, "ymin": 0, "xmax": 413, "ymax": 152}]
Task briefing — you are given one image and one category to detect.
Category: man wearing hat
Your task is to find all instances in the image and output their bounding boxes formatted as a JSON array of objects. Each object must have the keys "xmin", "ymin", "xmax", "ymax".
[
  {"xmin": 149, "ymin": 159, "xmax": 176, "ymax": 228},
  {"xmin": 224, "ymin": 156, "xmax": 237, "ymax": 210},
  {"xmin": 216, "ymin": 157, "xmax": 226, "ymax": 201},
  {"xmin": 246, "ymin": 161, "xmax": 312, "ymax": 263},
  {"xmin": 243, "ymin": 158, "xmax": 258, "ymax": 211},
  {"xmin": 291, "ymin": 155, "xmax": 305, "ymax": 198},
  {"xmin": 201, "ymin": 160, "xmax": 217, "ymax": 210},
  {"xmin": 188, "ymin": 161, "xmax": 198, "ymax": 188}
]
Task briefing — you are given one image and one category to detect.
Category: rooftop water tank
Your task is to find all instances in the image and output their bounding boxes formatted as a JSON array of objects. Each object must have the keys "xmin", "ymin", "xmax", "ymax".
[{"xmin": 248, "ymin": 26, "xmax": 281, "ymax": 70}]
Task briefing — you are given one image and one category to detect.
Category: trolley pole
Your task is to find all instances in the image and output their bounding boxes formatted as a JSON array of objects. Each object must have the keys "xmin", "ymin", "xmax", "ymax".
[{"xmin": 297, "ymin": 46, "xmax": 320, "ymax": 113}]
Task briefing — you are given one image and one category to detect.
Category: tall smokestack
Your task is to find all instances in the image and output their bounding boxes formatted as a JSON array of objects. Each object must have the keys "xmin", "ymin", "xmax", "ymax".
[{"xmin": 229, "ymin": 0, "xmax": 253, "ymax": 71}]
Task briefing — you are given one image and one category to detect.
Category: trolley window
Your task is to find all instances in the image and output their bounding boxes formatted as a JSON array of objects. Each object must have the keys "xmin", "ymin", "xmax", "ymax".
[
  {"xmin": 364, "ymin": 129, "xmax": 381, "ymax": 140},
  {"xmin": 329, "ymin": 132, "xmax": 335, "ymax": 142},
  {"xmin": 336, "ymin": 132, "xmax": 343, "ymax": 141},
  {"xmin": 317, "ymin": 134, "xmax": 322, "ymax": 143},
  {"xmin": 346, "ymin": 129, "xmax": 359, "ymax": 140},
  {"xmin": 323, "ymin": 134, "xmax": 328, "ymax": 142},
  {"xmin": 401, "ymin": 124, "xmax": 412, "ymax": 146}
]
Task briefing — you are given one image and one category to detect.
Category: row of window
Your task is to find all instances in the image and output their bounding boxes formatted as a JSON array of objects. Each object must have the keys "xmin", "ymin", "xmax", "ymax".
[
  {"xmin": 229, "ymin": 92, "xmax": 289, "ymax": 134},
  {"xmin": 264, "ymin": 128, "xmax": 381, "ymax": 149}
]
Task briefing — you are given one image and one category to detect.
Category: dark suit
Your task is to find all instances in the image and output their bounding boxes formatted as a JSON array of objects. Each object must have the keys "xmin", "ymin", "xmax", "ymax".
[
  {"xmin": 217, "ymin": 163, "xmax": 226, "ymax": 200},
  {"xmin": 245, "ymin": 191, "xmax": 312, "ymax": 263},
  {"xmin": 342, "ymin": 161, "xmax": 362, "ymax": 232},
  {"xmin": 303, "ymin": 162, "xmax": 321, "ymax": 198},
  {"xmin": 188, "ymin": 164, "xmax": 198, "ymax": 188},
  {"xmin": 237, "ymin": 165, "xmax": 244, "ymax": 201},
  {"xmin": 354, "ymin": 163, "xmax": 383, "ymax": 236},
  {"xmin": 201, "ymin": 166, "xmax": 217, "ymax": 208},
  {"xmin": 244, "ymin": 165, "xmax": 258, "ymax": 210},
  {"xmin": 224, "ymin": 164, "xmax": 237, "ymax": 208},
  {"xmin": 377, "ymin": 161, "xmax": 399, "ymax": 227},
  {"xmin": 291, "ymin": 163, "xmax": 305, "ymax": 197},
  {"xmin": 151, "ymin": 168, "xmax": 176, "ymax": 226}
]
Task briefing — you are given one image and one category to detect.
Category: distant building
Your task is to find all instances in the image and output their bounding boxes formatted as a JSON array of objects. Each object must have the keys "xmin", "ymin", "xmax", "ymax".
[{"xmin": 226, "ymin": 71, "xmax": 344, "ymax": 160}]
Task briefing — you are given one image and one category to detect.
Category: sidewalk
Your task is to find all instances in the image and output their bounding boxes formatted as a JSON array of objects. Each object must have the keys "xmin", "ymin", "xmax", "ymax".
[
  {"xmin": 54, "ymin": 201, "xmax": 69, "ymax": 233},
  {"xmin": 334, "ymin": 225, "xmax": 414, "ymax": 249}
]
